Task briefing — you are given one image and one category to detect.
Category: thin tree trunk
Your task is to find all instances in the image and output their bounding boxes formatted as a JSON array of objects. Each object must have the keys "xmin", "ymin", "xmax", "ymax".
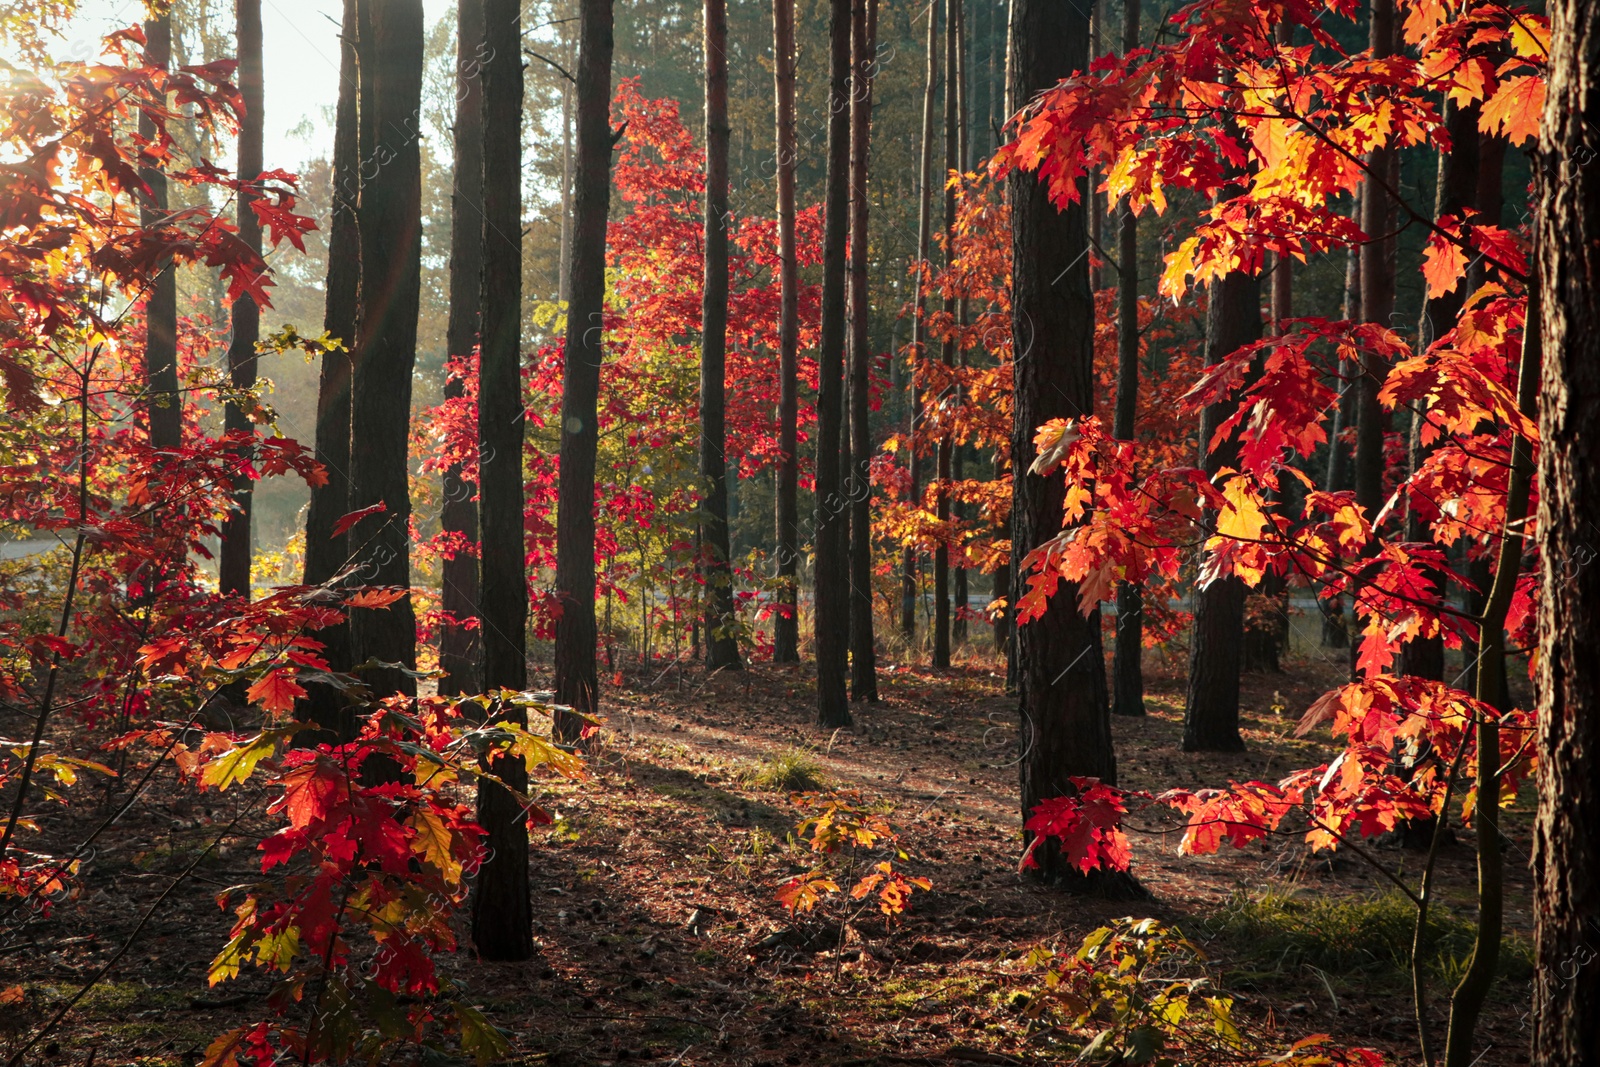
[
  {"xmin": 302, "ymin": 0, "xmax": 361, "ymax": 741},
  {"xmin": 220, "ymin": 0, "xmax": 263, "ymax": 598},
  {"xmin": 848, "ymin": 0, "xmax": 879, "ymax": 702},
  {"xmin": 1009, "ymin": 0, "xmax": 1134, "ymax": 894},
  {"xmin": 1182, "ymin": 266, "xmax": 1260, "ymax": 753},
  {"xmin": 814, "ymin": 0, "xmax": 853, "ymax": 728},
  {"xmin": 471, "ymin": 0, "xmax": 530, "ymax": 962},
  {"xmin": 347, "ymin": 0, "xmax": 423, "ymax": 704},
  {"xmin": 140, "ymin": 12, "xmax": 180, "ymax": 454},
  {"xmin": 901, "ymin": 0, "xmax": 939, "ymax": 640},
  {"xmin": 1533, "ymin": 9, "xmax": 1600, "ymax": 1057},
  {"xmin": 558, "ymin": 23, "xmax": 575, "ymax": 305},
  {"xmin": 772, "ymin": 0, "xmax": 801, "ymax": 664},
  {"xmin": 553, "ymin": 0, "xmax": 616, "ymax": 743},
  {"xmin": 1240, "ymin": 248, "xmax": 1292, "ymax": 674},
  {"xmin": 933, "ymin": 0, "xmax": 958, "ymax": 668},
  {"xmin": 701, "ymin": 0, "xmax": 741, "ymax": 672},
  {"xmin": 1322, "ymin": 186, "xmax": 1362, "ymax": 648},
  {"xmin": 1109, "ymin": 0, "xmax": 1143, "ymax": 717},
  {"xmin": 952, "ymin": 0, "xmax": 969, "ymax": 646},
  {"xmin": 440, "ymin": 0, "xmax": 486, "ymax": 700}
]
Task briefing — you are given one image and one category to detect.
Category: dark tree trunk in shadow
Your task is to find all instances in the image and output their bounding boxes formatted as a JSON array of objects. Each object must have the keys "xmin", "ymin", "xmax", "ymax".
[
  {"xmin": 847, "ymin": 0, "xmax": 879, "ymax": 702},
  {"xmin": 140, "ymin": 13, "xmax": 181, "ymax": 455},
  {"xmin": 771, "ymin": 0, "xmax": 801, "ymax": 664}
]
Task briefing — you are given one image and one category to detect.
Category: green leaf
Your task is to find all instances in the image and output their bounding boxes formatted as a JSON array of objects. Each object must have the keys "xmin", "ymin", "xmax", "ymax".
[{"xmin": 454, "ymin": 1003, "xmax": 510, "ymax": 1067}]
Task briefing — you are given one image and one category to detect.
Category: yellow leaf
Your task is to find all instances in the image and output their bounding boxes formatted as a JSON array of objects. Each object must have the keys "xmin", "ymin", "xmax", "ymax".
[
  {"xmin": 408, "ymin": 808, "xmax": 463, "ymax": 883},
  {"xmin": 1215, "ymin": 476, "xmax": 1267, "ymax": 543}
]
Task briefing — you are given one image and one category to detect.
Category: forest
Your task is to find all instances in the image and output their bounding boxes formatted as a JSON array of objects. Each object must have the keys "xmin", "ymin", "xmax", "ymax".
[{"xmin": 0, "ymin": 0, "xmax": 1596, "ymax": 1064}]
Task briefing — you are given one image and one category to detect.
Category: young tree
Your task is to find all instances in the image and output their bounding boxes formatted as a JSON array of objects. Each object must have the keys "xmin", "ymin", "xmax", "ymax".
[
  {"xmin": 220, "ymin": 0, "xmax": 263, "ymax": 598},
  {"xmin": 847, "ymin": 0, "xmax": 879, "ymax": 702},
  {"xmin": 439, "ymin": 0, "xmax": 486, "ymax": 699},
  {"xmin": 1109, "ymin": 0, "xmax": 1144, "ymax": 718},
  {"xmin": 701, "ymin": 0, "xmax": 741, "ymax": 672},
  {"xmin": 346, "ymin": 0, "xmax": 424, "ymax": 703},
  {"xmin": 139, "ymin": 10, "xmax": 180, "ymax": 454},
  {"xmin": 1182, "ymin": 266, "xmax": 1260, "ymax": 753},
  {"xmin": 771, "ymin": 0, "xmax": 801, "ymax": 664},
  {"xmin": 902, "ymin": 0, "xmax": 939, "ymax": 640},
  {"xmin": 553, "ymin": 0, "xmax": 616, "ymax": 743},
  {"xmin": 302, "ymin": 0, "xmax": 361, "ymax": 740},
  {"xmin": 1534, "ymin": 7, "xmax": 1600, "ymax": 1058},
  {"xmin": 814, "ymin": 0, "xmax": 853, "ymax": 728},
  {"xmin": 472, "ymin": 0, "xmax": 531, "ymax": 962},
  {"xmin": 1008, "ymin": 0, "xmax": 1122, "ymax": 885}
]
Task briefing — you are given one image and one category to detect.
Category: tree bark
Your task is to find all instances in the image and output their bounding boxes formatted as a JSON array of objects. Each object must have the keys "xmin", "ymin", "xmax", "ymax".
[
  {"xmin": 847, "ymin": 0, "xmax": 879, "ymax": 701},
  {"xmin": 471, "ymin": 0, "xmax": 530, "ymax": 962},
  {"xmin": 140, "ymin": 12, "xmax": 180, "ymax": 454},
  {"xmin": 1322, "ymin": 186, "xmax": 1362, "ymax": 648},
  {"xmin": 772, "ymin": 0, "xmax": 801, "ymax": 664},
  {"xmin": 813, "ymin": 0, "xmax": 853, "ymax": 728},
  {"xmin": 701, "ymin": 0, "xmax": 742, "ymax": 672},
  {"xmin": 1109, "ymin": 0, "xmax": 1143, "ymax": 718},
  {"xmin": 1533, "ymin": 7, "xmax": 1600, "ymax": 1059},
  {"xmin": 301, "ymin": 0, "xmax": 362, "ymax": 741},
  {"xmin": 220, "ymin": 0, "xmax": 263, "ymax": 599},
  {"xmin": 1009, "ymin": 0, "xmax": 1131, "ymax": 893},
  {"xmin": 553, "ymin": 0, "xmax": 615, "ymax": 743},
  {"xmin": 1182, "ymin": 267, "xmax": 1260, "ymax": 753},
  {"xmin": 901, "ymin": 0, "xmax": 939, "ymax": 641},
  {"xmin": 347, "ymin": 0, "xmax": 423, "ymax": 703},
  {"xmin": 933, "ymin": 0, "xmax": 959, "ymax": 669},
  {"xmin": 951, "ymin": 0, "xmax": 969, "ymax": 646},
  {"xmin": 440, "ymin": 0, "xmax": 486, "ymax": 699}
]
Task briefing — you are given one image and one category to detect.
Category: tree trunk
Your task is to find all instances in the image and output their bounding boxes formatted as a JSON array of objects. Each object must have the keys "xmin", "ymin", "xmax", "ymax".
[
  {"xmin": 951, "ymin": 0, "xmax": 969, "ymax": 646},
  {"xmin": 1241, "ymin": 247, "xmax": 1292, "ymax": 675},
  {"xmin": 772, "ymin": 0, "xmax": 801, "ymax": 664},
  {"xmin": 1009, "ymin": 0, "xmax": 1132, "ymax": 893},
  {"xmin": 1109, "ymin": 0, "xmax": 1143, "ymax": 718},
  {"xmin": 700, "ymin": 0, "xmax": 742, "ymax": 673},
  {"xmin": 301, "ymin": 0, "xmax": 362, "ymax": 741},
  {"xmin": 813, "ymin": 0, "xmax": 853, "ymax": 728},
  {"xmin": 1182, "ymin": 267, "xmax": 1260, "ymax": 753},
  {"xmin": 347, "ymin": 0, "xmax": 423, "ymax": 703},
  {"xmin": 1322, "ymin": 186, "xmax": 1362, "ymax": 649},
  {"xmin": 471, "ymin": 0, "xmax": 530, "ymax": 962},
  {"xmin": 1533, "ymin": 8, "xmax": 1600, "ymax": 1059},
  {"xmin": 933, "ymin": 0, "xmax": 959, "ymax": 669},
  {"xmin": 553, "ymin": 0, "xmax": 615, "ymax": 743},
  {"xmin": 440, "ymin": 0, "xmax": 486, "ymax": 700},
  {"xmin": 847, "ymin": 0, "xmax": 879, "ymax": 702},
  {"xmin": 901, "ymin": 0, "xmax": 939, "ymax": 640},
  {"xmin": 140, "ymin": 12, "xmax": 181, "ymax": 454},
  {"xmin": 220, "ymin": 0, "xmax": 263, "ymax": 598}
]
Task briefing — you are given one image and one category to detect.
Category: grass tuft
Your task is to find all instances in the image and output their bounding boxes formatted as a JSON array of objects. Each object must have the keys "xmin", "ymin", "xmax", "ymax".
[{"xmin": 742, "ymin": 747, "xmax": 828, "ymax": 792}]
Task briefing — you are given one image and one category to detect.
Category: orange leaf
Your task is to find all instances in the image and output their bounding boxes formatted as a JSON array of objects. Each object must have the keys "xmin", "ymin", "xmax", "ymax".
[
  {"xmin": 345, "ymin": 588, "xmax": 409, "ymax": 609},
  {"xmin": 246, "ymin": 668, "xmax": 306, "ymax": 715}
]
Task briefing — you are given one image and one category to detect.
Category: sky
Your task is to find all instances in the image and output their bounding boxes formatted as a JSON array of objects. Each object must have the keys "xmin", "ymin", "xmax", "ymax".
[{"xmin": 44, "ymin": 0, "xmax": 456, "ymax": 170}]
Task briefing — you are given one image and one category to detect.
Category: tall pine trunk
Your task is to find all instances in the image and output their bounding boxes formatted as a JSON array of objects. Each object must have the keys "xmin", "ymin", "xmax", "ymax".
[
  {"xmin": 847, "ymin": 0, "xmax": 879, "ymax": 701},
  {"xmin": 471, "ymin": 0, "xmax": 531, "ymax": 961},
  {"xmin": 901, "ymin": 0, "xmax": 939, "ymax": 640},
  {"xmin": 553, "ymin": 0, "xmax": 616, "ymax": 743},
  {"xmin": 440, "ymin": 0, "xmax": 486, "ymax": 699},
  {"xmin": 1109, "ymin": 0, "xmax": 1143, "ymax": 718},
  {"xmin": 1182, "ymin": 266, "xmax": 1260, "ymax": 753},
  {"xmin": 951, "ymin": 0, "xmax": 969, "ymax": 646},
  {"xmin": 302, "ymin": 0, "xmax": 362, "ymax": 741},
  {"xmin": 771, "ymin": 0, "xmax": 801, "ymax": 663},
  {"xmin": 701, "ymin": 0, "xmax": 742, "ymax": 672},
  {"xmin": 1533, "ymin": 6, "xmax": 1600, "ymax": 1057},
  {"xmin": 140, "ymin": 12, "xmax": 180, "ymax": 454},
  {"xmin": 1321, "ymin": 186, "xmax": 1362, "ymax": 649},
  {"xmin": 1009, "ymin": 0, "xmax": 1130, "ymax": 892},
  {"xmin": 221, "ymin": 0, "xmax": 263, "ymax": 598},
  {"xmin": 932, "ymin": 0, "xmax": 958, "ymax": 668},
  {"xmin": 813, "ymin": 0, "xmax": 853, "ymax": 728},
  {"xmin": 347, "ymin": 0, "xmax": 423, "ymax": 703}
]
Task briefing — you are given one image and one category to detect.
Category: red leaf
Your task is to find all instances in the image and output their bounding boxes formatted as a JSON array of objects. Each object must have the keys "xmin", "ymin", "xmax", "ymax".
[
  {"xmin": 246, "ymin": 668, "xmax": 306, "ymax": 715},
  {"xmin": 332, "ymin": 502, "xmax": 386, "ymax": 538}
]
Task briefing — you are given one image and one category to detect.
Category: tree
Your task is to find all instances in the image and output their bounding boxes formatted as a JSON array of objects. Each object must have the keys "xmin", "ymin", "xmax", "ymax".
[
  {"xmin": 847, "ymin": 0, "xmax": 879, "ymax": 702},
  {"xmin": 700, "ymin": 0, "xmax": 741, "ymax": 672},
  {"xmin": 813, "ymin": 0, "xmax": 852, "ymax": 729},
  {"xmin": 139, "ymin": 9, "xmax": 180, "ymax": 454},
  {"xmin": 302, "ymin": 0, "xmax": 361, "ymax": 741},
  {"xmin": 1533, "ymin": 6, "xmax": 1600, "ymax": 1060},
  {"xmin": 472, "ymin": 0, "xmax": 531, "ymax": 962},
  {"xmin": 554, "ymin": 0, "xmax": 616, "ymax": 743},
  {"xmin": 347, "ymin": 0, "xmax": 424, "ymax": 704},
  {"xmin": 902, "ymin": 0, "xmax": 939, "ymax": 641},
  {"xmin": 440, "ymin": 0, "xmax": 486, "ymax": 700},
  {"xmin": 1109, "ymin": 0, "xmax": 1144, "ymax": 718},
  {"xmin": 220, "ymin": 0, "xmax": 263, "ymax": 598},
  {"xmin": 771, "ymin": 0, "xmax": 801, "ymax": 664},
  {"xmin": 1007, "ymin": 0, "xmax": 1123, "ymax": 887},
  {"xmin": 933, "ymin": 0, "xmax": 958, "ymax": 669}
]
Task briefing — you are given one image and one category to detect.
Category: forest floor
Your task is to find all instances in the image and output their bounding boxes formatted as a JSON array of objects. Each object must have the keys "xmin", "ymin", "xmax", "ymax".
[{"xmin": 0, "ymin": 639, "xmax": 1540, "ymax": 1067}]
